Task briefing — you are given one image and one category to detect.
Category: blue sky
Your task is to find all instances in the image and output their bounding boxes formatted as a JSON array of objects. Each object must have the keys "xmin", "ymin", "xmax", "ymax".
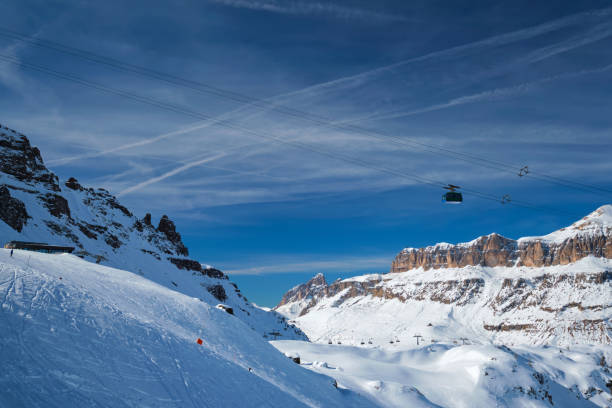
[{"xmin": 1, "ymin": 0, "xmax": 611, "ymax": 306}]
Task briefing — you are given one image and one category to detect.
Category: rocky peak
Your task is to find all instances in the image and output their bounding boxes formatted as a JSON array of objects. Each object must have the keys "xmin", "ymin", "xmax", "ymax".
[
  {"xmin": 276, "ymin": 273, "xmax": 328, "ymax": 308},
  {"xmin": 143, "ymin": 213, "xmax": 152, "ymax": 226},
  {"xmin": 157, "ymin": 215, "xmax": 188, "ymax": 256},
  {"xmin": 0, "ymin": 124, "xmax": 60, "ymax": 191},
  {"xmin": 308, "ymin": 273, "xmax": 327, "ymax": 287}
]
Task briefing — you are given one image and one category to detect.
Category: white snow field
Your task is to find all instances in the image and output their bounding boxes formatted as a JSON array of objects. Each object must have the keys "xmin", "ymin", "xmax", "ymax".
[
  {"xmin": 0, "ymin": 249, "xmax": 371, "ymax": 408},
  {"xmin": 272, "ymin": 340, "xmax": 612, "ymax": 408}
]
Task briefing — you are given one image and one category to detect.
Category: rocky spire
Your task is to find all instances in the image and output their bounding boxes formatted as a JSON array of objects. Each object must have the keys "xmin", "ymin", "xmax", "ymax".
[
  {"xmin": 157, "ymin": 215, "xmax": 188, "ymax": 256},
  {"xmin": 276, "ymin": 273, "xmax": 328, "ymax": 308},
  {"xmin": 0, "ymin": 124, "xmax": 60, "ymax": 191}
]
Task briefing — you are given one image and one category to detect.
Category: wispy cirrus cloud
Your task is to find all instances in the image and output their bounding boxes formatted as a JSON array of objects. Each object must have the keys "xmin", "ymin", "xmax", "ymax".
[
  {"xmin": 225, "ymin": 255, "xmax": 392, "ymax": 275},
  {"xmin": 208, "ymin": 0, "xmax": 410, "ymax": 22},
  {"xmin": 340, "ymin": 62, "xmax": 612, "ymax": 124}
]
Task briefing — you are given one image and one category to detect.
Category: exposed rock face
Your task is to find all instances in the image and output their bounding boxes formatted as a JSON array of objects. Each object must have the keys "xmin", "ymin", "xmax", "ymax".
[
  {"xmin": 203, "ymin": 267, "xmax": 226, "ymax": 279},
  {"xmin": 157, "ymin": 215, "xmax": 188, "ymax": 256},
  {"xmin": 40, "ymin": 193, "xmax": 71, "ymax": 218},
  {"xmin": 0, "ymin": 186, "xmax": 29, "ymax": 232},
  {"xmin": 168, "ymin": 257, "xmax": 227, "ymax": 279},
  {"xmin": 64, "ymin": 177, "xmax": 82, "ymax": 191},
  {"xmin": 277, "ymin": 273, "xmax": 327, "ymax": 309},
  {"xmin": 207, "ymin": 284, "xmax": 227, "ymax": 302},
  {"xmin": 391, "ymin": 208, "xmax": 611, "ymax": 273},
  {"xmin": 277, "ymin": 273, "xmax": 485, "ymax": 317},
  {"xmin": 0, "ymin": 124, "xmax": 60, "ymax": 191}
]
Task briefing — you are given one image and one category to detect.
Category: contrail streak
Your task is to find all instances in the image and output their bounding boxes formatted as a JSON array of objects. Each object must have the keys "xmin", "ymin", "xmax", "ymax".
[
  {"xmin": 48, "ymin": 7, "xmax": 612, "ymax": 168},
  {"xmin": 270, "ymin": 7, "xmax": 612, "ymax": 102},
  {"xmin": 337, "ymin": 63, "xmax": 612, "ymax": 124},
  {"xmin": 117, "ymin": 152, "xmax": 227, "ymax": 197},
  {"xmin": 208, "ymin": 0, "xmax": 410, "ymax": 22}
]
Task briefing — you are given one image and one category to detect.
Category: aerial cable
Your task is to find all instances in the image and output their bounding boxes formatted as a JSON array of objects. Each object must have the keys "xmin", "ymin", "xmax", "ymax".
[
  {"xmin": 0, "ymin": 27, "xmax": 610, "ymax": 197},
  {"xmin": 0, "ymin": 28, "xmax": 610, "ymax": 197},
  {"xmin": 0, "ymin": 54, "xmax": 582, "ymax": 217}
]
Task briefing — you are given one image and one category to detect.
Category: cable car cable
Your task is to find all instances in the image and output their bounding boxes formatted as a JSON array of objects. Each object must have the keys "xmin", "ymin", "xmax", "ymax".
[
  {"xmin": 0, "ymin": 54, "xmax": 582, "ymax": 217},
  {"xmin": 0, "ymin": 27, "xmax": 610, "ymax": 197}
]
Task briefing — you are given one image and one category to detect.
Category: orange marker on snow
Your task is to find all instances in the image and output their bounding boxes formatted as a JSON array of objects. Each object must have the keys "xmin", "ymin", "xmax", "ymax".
[{"xmin": 197, "ymin": 338, "xmax": 203, "ymax": 345}]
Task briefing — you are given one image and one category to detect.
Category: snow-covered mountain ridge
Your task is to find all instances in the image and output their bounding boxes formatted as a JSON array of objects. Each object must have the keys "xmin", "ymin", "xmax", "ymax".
[
  {"xmin": 391, "ymin": 205, "xmax": 611, "ymax": 272},
  {"xmin": 0, "ymin": 122, "xmax": 304, "ymax": 340},
  {"xmin": 275, "ymin": 207, "xmax": 611, "ymax": 347}
]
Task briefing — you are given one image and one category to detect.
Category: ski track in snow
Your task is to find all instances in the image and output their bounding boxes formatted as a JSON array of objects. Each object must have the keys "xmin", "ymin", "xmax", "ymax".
[{"xmin": 0, "ymin": 249, "xmax": 372, "ymax": 408}]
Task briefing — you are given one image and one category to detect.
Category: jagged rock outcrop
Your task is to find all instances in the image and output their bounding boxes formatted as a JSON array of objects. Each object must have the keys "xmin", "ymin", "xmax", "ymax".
[
  {"xmin": 168, "ymin": 257, "xmax": 228, "ymax": 279},
  {"xmin": 40, "ymin": 193, "xmax": 71, "ymax": 218},
  {"xmin": 278, "ymin": 273, "xmax": 327, "ymax": 308},
  {"xmin": 0, "ymin": 185, "xmax": 29, "ymax": 232},
  {"xmin": 0, "ymin": 124, "xmax": 60, "ymax": 191},
  {"xmin": 157, "ymin": 215, "xmax": 188, "ymax": 256},
  {"xmin": 391, "ymin": 207, "xmax": 611, "ymax": 272},
  {"xmin": 64, "ymin": 177, "xmax": 82, "ymax": 191},
  {"xmin": 207, "ymin": 284, "xmax": 228, "ymax": 302}
]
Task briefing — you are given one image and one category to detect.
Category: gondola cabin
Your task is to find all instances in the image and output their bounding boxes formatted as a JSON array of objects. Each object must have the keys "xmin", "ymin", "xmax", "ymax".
[{"xmin": 442, "ymin": 184, "xmax": 463, "ymax": 204}]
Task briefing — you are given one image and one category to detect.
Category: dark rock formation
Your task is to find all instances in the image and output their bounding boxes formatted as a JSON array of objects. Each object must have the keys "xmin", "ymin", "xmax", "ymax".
[
  {"xmin": 169, "ymin": 257, "xmax": 203, "ymax": 271},
  {"xmin": 157, "ymin": 215, "xmax": 188, "ymax": 256},
  {"xmin": 65, "ymin": 177, "xmax": 82, "ymax": 190},
  {"xmin": 0, "ymin": 125, "xmax": 60, "ymax": 191},
  {"xmin": 104, "ymin": 234, "xmax": 122, "ymax": 249},
  {"xmin": 207, "ymin": 284, "xmax": 227, "ymax": 302},
  {"xmin": 0, "ymin": 185, "xmax": 29, "ymax": 232},
  {"xmin": 143, "ymin": 213, "xmax": 152, "ymax": 226},
  {"xmin": 168, "ymin": 257, "xmax": 227, "ymax": 279},
  {"xmin": 203, "ymin": 267, "xmax": 226, "ymax": 279},
  {"xmin": 40, "ymin": 193, "xmax": 70, "ymax": 218},
  {"xmin": 107, "ymin": 197, "xmax": 132, "ymax": 217}
]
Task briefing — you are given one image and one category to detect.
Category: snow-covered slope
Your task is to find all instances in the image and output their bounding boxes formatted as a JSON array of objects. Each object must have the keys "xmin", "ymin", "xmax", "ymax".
[
  {"xmin": 0, "ymin": 249, "xmax": 371, "ymax": 407},
  {"xmin": 0, "ymin": 123, "xmax": 304, "ymax": 340},
  {"xmin": 272, "ymin": 340, "xmax": 612, "ymax": 408},
  {"xmin": 276, "ymin": 207, "xmax": 611, "ymax": 346}
]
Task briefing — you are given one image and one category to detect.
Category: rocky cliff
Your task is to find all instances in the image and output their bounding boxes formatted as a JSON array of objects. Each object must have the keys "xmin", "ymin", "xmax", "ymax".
[
  {"xmin": 391, "ymin": 207, "xmax": 611, "ymax": 272},
  {"xmin": 0, "ymin": 122, "xmax": 305, "ymax": 340},
  {"xmin": 276, "ymin": 206, "xmax": 612, "ymax": 347}
]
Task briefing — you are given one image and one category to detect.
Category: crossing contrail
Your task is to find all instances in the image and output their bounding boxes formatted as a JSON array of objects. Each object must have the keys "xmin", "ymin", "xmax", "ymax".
[{"xmin": 47, "ymin": 7, "xmax": 612, "ymax": 168}]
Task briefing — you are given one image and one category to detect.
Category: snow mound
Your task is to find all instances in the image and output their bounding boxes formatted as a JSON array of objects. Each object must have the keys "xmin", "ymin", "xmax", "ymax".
[{"xmin": 272, "ymin": 340, "xmax": 612, "ymax": 408}]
